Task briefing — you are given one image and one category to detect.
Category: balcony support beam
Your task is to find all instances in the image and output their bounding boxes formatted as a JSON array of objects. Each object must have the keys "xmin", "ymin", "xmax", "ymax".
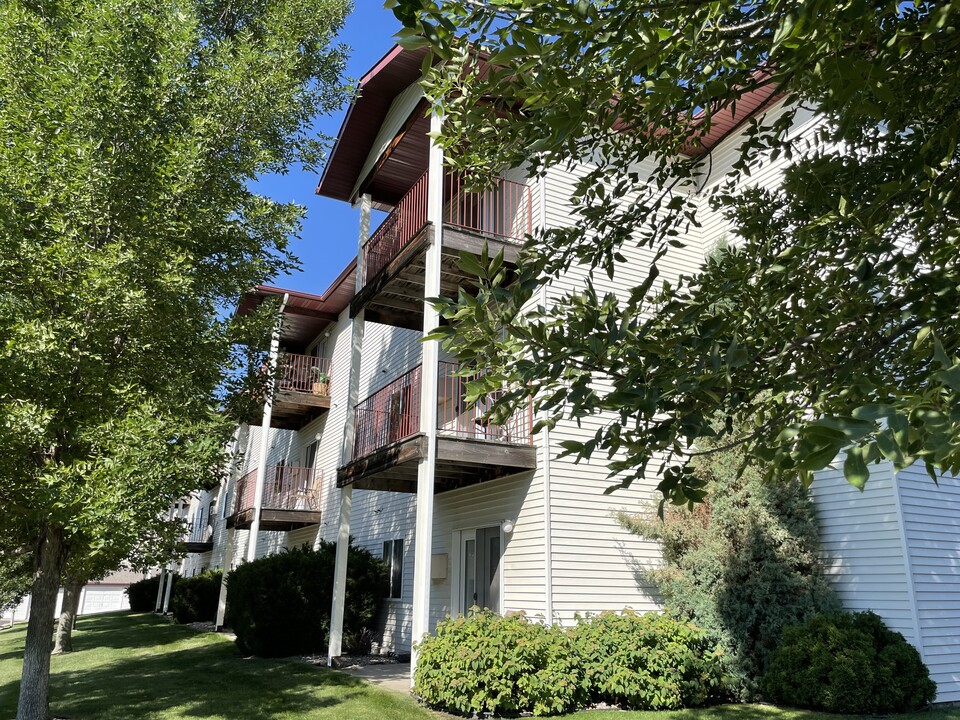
[
  {"xmin": 329, "ymin": 193, "xmax": 371, "ymax": 665},
  {"xmin": 411, "ymin": 112, "xmax": 444, "ymax": 683},
  {"xmin": 247, "ymin": 294, "xmax": 289, "ymax": 563}
]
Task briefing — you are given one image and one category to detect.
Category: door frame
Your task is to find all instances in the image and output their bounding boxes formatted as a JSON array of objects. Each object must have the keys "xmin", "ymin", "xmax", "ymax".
[{"xmin": 450, "ymin": 523, "xmax": 504, "ymax": 616}]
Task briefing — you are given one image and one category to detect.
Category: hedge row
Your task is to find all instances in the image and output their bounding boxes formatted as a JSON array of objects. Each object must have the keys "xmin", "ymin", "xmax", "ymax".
[
  {"xmin": 415, "ymin": 609, "xmax": 935, "ymax": 716},
  {"xmin": 414, "ymin": 609, "xmax": 726, "ymax": 717}
]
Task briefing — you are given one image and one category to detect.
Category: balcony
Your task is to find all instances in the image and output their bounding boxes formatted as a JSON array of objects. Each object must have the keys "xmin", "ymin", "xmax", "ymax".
[
  {"xmin": 337, "ymin": 361, "xmax": 537, "ymax": 493},
  {"xmin": 227, "ymin": 465, "xmax": 323, "ymax": 531},
  {"xmin": 352, "ymin": 173, "xmax": 533, "ymax": 329},
  {"xmin": 270, "ymin": 353, "xmax": 333, "ymax": 429},
  {"xmin": 183, "ymin": 520, "xmax": 213, "ymax": 554}
]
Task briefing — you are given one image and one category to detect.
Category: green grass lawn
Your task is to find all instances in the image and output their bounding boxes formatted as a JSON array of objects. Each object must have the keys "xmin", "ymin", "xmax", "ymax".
[
  {"xmin": 1, "ymin": 612, "xmax": 957, "ymax": 720},
  {"xmin": 576, "ymin": 706, "xmax": 960, "ymax": 720},
  {"xmin": 0, "ymin": 612, "xmax": 441, "ymax": 720}
]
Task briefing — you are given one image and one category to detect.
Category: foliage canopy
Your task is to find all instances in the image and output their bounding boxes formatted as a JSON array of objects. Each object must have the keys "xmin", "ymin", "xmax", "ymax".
[
  {"xmin": 0, "ymin": 0, "xmax": 349, "ymax": 716},
  {"xmin": 392, "ymin": 0, "xmax": 960, "ymax": 504}
]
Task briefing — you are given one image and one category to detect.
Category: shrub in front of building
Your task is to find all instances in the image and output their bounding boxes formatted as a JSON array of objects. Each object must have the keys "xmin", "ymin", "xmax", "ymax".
[
  {"xmin": 170, "ymin": 570, "xmax": 222, "ymax": 624},
  {"xmin": 569, "ymin": 609, "xmax": 728, "ymax": 710},
  {"xmin": 414, "ymin": 609, "xmax": 726, "ymax": 716},
  {"xmin": 226, "ymin": 542, "xmax": 387, "ymax": 657},
  {"xmin": 414, "ymin": 610, "xmax": 584, "ymax": 717},
  {"xmin": 762, "ymin": 611, "xmax": 936, "ymax": 713},
  {"xmin": 125, "ymin": 574, "xmax": 175, "ymax": 612}
]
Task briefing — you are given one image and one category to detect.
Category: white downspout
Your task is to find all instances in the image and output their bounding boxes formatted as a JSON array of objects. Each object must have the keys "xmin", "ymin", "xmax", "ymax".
[
  {"xmin": 246, "ymin": 293, "xmax": 289, "ymax": 562},
  {"xmin": 537, "ymin": 171, "xmax": 554, "ymax": 624}
]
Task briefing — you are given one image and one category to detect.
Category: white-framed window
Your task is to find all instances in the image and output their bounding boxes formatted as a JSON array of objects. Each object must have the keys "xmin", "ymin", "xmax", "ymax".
[{"xmin": 382, "ymin": 539, "xmax": 403, "ymax": 600}]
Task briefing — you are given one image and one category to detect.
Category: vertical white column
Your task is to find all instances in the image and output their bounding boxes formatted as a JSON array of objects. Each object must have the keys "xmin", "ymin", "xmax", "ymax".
[
  {"xmin": 154, "ymin": 569, "xmax": 166, "ymax": 612},
  {"xmin": 215, "ymin": 422, "xmax": 248, "ymax": 628},
  {"xmin": 328, "ymin": 193, "xmax": 371, "ymax": 666},
  {"xmin": 161, "ymin": 566, "xmax": 174, "ymax": 614},
  {"xmin": 411, "ymin": 112, "xmax": 444, "ymax": 682},
  {"xmin": 246, "ymin": 295, "xmax": 289, "ymax": 562},
  {"xmin": 215, "ymin": 529, "xmax": 234, "ymax": 629}
]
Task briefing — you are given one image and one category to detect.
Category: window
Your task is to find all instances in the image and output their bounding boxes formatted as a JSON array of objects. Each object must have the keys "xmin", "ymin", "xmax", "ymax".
[{"xmin": 382, "ymin": 539, "xmax": 403, "ymax": 600}]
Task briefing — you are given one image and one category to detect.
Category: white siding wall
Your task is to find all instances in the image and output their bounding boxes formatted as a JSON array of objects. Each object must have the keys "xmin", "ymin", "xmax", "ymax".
[
  {"xmin": 810, "ymin": 460, "xmax": 918, "ymax": 641},
  {"xmin": 696, "ymin": 102, "xmax": 823, "ymax": 255},
  {"xmin": 537, "ymin": 160, "xmax": 696, "ymax": 622},
  {"xmin": 897, "ymin": 465, "xmax": 960, "ymax": 703}
]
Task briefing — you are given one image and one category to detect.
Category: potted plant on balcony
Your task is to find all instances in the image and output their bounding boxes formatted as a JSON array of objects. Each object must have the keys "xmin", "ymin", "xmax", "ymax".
[{"xmin": 310, "ymin": 367, "xmax": 329, "ymax": 396}]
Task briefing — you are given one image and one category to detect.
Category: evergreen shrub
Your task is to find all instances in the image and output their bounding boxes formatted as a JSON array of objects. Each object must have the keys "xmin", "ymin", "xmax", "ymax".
[
  {"xmin": 621, "ymin": 440, "xmax": 839, "ymax": 697},
  {"xmin": 125, "ymin": 574, "xmax": 175, "ymax": 612},
  {"xmin": 762, "ymin": 611, "xmax": 936, "ymax": 713},
  {"xmin": 570, "ymin": 609, "xmax": 727, "ymax": 710},
  {"xmin": 170, "ymin": 569, "xmax": 222, "ymax": 624},
  {"xmin": 226, "ymin": 542, "xmax": 387, "ymax": 657},
  {"xmin": 414, "ymin": 611, "xmax": 584, "ymax": 717}
]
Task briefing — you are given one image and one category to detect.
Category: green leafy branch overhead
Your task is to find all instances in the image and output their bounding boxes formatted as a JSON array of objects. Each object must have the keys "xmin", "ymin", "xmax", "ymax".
[{"xmin": 404, "ymin": 0, "xmax": 960, "ymax": 505}]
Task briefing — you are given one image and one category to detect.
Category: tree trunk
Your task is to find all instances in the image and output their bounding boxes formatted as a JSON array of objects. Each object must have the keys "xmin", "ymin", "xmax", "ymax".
[
  {"xmin": 52, "ymin": 578, "xmax": 83, "ymax": 654},
  {"xmin": 17, "ymin": 527, "xmax": 66, "ymax": 720}
]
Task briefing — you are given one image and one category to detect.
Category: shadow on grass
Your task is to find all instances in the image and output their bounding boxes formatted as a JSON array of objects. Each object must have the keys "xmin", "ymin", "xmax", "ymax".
[
  {"xmin": 59, "ymin": 612, "xmax": 196, "ymax": 652},
  {"xmin": 1, "ymin": 613, "xmax": 370, "ymax": 720}
]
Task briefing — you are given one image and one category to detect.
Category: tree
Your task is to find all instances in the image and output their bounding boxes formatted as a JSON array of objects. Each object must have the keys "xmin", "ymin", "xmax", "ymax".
[
  {"xmin": 391, "ymin": 0, "xmax": 960, "ymax": 506},
  {"xmin": 619, "ymin": 430, "xmax": 839, "ymax": 698},
  {"xmin": 0, "ymin": 1, "xmax": 350, "ymax": 718}
]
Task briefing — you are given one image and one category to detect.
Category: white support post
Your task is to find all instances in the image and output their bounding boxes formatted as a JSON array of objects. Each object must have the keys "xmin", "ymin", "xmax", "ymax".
[
  {"xmin": 328, "ymin": 193, "xmax": 371, "ymax": 666},
  {"xmin": 161, "ymin": 566, "xmax": 175, "ymax": 614},
  {"xmin": 215, "ymin": 528, "xmax": 235, "ymax": 629},
  {"xmin": 246, "ymin": 295, "xmax": 289, "ymax": 563},
  {"xmin": 411, "ymin": 112, "xmax": 444, "ymax": 683},
  {"xmin": 215, "ymin": 422, "xmax": 248, "ymax": 628},
  {"xmin": 154, "ymin": 569, "xmax": 166, "ymax": 612}
]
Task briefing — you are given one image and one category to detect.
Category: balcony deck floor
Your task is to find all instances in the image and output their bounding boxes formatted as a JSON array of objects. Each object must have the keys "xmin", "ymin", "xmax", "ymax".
[
  {"xmin": 336, "ymin": 432, "xmax": 537, "ymax": 493},
  {"xmin": 351, "ymin": 224, "xmax": 522, "ymax": 330},
  {"xmin": 227, "ymin": 507, "xmax": 323, "ymax": 532}
]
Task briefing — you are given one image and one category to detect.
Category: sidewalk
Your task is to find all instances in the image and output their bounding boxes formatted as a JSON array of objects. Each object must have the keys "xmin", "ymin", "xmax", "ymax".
[{"xmin": 339, "ymin": 663, "xmax": 411, "ymax": 694}]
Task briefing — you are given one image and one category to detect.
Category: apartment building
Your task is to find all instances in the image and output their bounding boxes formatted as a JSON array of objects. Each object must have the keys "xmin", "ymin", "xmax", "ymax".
[{"xmin": 179, "ymin": 43, "xmax": 960, "ymax": 701}]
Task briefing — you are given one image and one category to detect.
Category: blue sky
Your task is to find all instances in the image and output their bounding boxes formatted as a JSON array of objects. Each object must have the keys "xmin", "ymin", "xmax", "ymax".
[{"xmin": 252, "ymin": 3, "xmax": 401, "ymax": 295}]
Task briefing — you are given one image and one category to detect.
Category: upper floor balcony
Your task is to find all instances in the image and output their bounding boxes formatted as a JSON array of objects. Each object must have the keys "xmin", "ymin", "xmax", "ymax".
[
  {"xmin": 352, "ymin": 172, "xmax": 533, "ymax": 330},
  {"xmin": 183, "ymin": 518, "xmax": 213, "ymax": 554},
  {"xmin": 270, "ymin": 352, "xmax": 333, "ymax": 429},
  {"xmin": 227, "ymin": 464, "xmax": 323, "ymax": 531},
  {"xmin": 337, "ymin": 361, "xmax": 537, "ymax": 493}
]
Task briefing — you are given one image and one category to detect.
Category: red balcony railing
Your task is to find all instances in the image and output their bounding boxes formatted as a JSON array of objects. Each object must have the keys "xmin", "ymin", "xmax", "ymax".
[
  {"xmin": 234, "ymin": 468, "xmax": 258, "ymax": 515},
  {"xmin": 364, "ymin": 171, "xmax": 429, "ymax": 283},
  {"xmin": 437, "ymin": 361, "xmax": 533, "ymax": 443},
  {"xmin": 277, "ymin": 353, "xmax": 332, "ymax": 396},
  {"xmin": 263, "ymin": 465, "xmax": 322, "ymax": 511},
  {"xmin": 353, "ymin": 366, "xmax": 423, "ymax": 459},
  {"xmin": 185, "ymin": 519, "xmax": 209, "ymax": 545},
  {"xmin": 352, "ymin": 362, "xmax": 533, "ymax": 460},
  {"xmin": 444, "ymin": 174, "xmax": 532, "ymax": 243},
  {"xmin": 361, "ymin": 172, "xmax": 533, "ymax": 286},
  {"xmin": 232, "ymin": 465, "xmax": 322, "ymax": 515}
]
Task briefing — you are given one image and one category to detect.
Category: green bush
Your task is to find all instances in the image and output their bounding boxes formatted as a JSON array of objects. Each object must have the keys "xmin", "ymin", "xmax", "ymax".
[
  {"xmin": 170, "ymin": 570, "xmax": 222, "ymax": 624},
  {"xmin": 762, "ymin": 611, "xmax": 936, "ymax": 713},
  {"xmin": 621, "ymin": 437, "xmax": 839, "ymax": 698},
  {"xmin": 414, "ymin": 611, "xmax": 584, "ymax": 717},
  {"xmin": 226, "ymin": 542, "xmax": 387, "ymax": 657},
  {"xmin": 125, "ymin": 574, "xmax": 176, "ymax": 612},
  {"xmin": 570, "ymin": 609, "xmax": 727, "ymax": 710}
]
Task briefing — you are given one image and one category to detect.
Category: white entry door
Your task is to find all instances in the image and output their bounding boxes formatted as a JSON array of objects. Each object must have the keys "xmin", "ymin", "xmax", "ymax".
[{"xmin": 460, "ymin": 525, "xmax": 502, "ymax": 614}]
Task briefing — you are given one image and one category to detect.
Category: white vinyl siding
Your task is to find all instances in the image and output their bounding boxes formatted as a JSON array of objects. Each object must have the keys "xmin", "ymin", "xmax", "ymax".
[{"xmin": 897, "ymin": 464, "xmax": 960, "ymax": 703}]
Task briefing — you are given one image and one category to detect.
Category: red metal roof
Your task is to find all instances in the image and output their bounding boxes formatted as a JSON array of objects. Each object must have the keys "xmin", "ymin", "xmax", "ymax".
[
  {"xmin": 235, "ymin": 259, "xmax": 357, "ymax": 350},
  {"xmin": 317, "ymin": 44, "xmax": 431, "ymax": 204}
]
